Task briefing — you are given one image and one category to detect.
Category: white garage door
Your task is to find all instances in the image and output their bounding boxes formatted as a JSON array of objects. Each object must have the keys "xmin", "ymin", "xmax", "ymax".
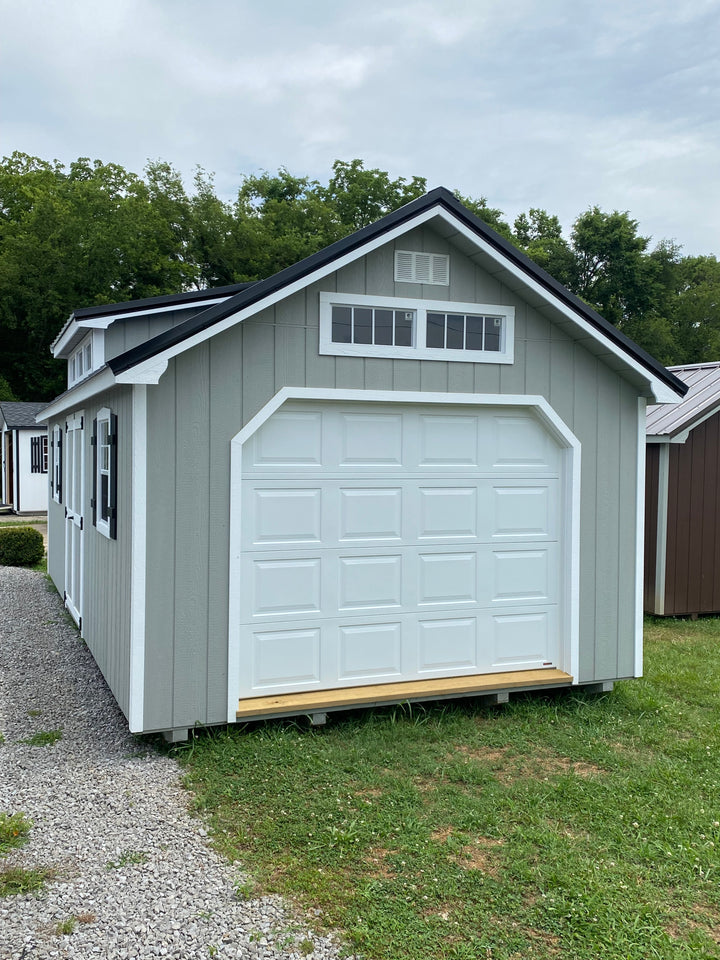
[{"xmin": 237, "ymin": 401, "xmax": 566, "ymax": 698}]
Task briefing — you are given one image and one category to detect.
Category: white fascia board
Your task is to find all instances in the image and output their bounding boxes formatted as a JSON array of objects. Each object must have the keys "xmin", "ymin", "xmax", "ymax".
[
  {"xmin": 53, "ymin": 318, "xmax": 93, "ymax": 358},
  {"xmin": 51, "ymin": 315, "xmax": 79, "ymax": 354},
  {"xmin": 81, "ymin": 296, "xmax": 232, "ymax": 329},
  {"xmin": 36, "ymin": 367, "xmax": 116, "ymax": 422}
]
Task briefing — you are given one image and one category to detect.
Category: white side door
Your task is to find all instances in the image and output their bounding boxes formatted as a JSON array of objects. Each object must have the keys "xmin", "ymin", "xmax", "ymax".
[{"xmin": 64, "ymin": 412, "xmax": 84, "ymax": 628}]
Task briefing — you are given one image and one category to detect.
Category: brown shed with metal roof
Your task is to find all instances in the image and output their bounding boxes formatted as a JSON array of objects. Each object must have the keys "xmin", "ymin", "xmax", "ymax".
[{"xmin": 646, "ymin": 363, "xmax": 720, "ymax": 616}]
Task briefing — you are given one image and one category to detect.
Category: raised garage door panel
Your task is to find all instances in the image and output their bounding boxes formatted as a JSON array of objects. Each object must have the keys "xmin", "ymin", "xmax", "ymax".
[{"xmin": 238, "ymin": 403, "xmax": 564, "ymax": 697}]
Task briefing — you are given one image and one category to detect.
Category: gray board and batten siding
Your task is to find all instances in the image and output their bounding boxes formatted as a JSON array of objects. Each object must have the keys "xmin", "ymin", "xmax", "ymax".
[
  {"xmin": 140, "ymin": 224, "xmax": 642, "ymax": 734},
  {"xmin": 47, "ymin": 386, "xmax": 134, "ymax": 717}
]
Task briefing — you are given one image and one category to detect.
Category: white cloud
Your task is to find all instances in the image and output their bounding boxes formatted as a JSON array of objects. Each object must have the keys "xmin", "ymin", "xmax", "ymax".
[{"xmin": 0, "ymin": 0, "xmax": 718, "ymax": 253}]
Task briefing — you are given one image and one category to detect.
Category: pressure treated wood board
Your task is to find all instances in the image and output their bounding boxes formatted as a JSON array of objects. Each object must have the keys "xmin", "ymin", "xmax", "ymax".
[{"xmin": 236, "ymin": 668, "xmax": 572, "ymax": 719}]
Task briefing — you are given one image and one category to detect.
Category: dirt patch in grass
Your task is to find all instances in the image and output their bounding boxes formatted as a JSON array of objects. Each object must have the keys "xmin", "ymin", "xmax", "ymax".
[
  {"xmin": 451, "ymin": 837, "xmax": 505, "ymax": 876},
  {"xmin": 452, "ymin": 745, "xmax": 602, "ymax": 783},
  {"xmin": 430, "ymin": 826, "xmax": 454, "ymax": 844},
  {"xmin": 457, "ymin": 745, "xmax": 510, "ymax": 764},
  {"xmin": 511, "ymin": 927, "xmax": 562, "ymax": 956},
  {"xmin": 364, "ymin": 847, "xmax": 396, "ymax": 879}
]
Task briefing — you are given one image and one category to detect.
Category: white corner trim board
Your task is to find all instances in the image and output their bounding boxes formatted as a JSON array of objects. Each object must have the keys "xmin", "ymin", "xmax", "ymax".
[
  {"xmin": 128, "ymin": 384, "xmax": 148, "ymax": 732},
  {"xmin": 635, "ymin": 397, "xmax": 647, "ymax": 676},
  {"xmin": 226, "ymin": 387, "xmax": 582, "ymax": 722}
]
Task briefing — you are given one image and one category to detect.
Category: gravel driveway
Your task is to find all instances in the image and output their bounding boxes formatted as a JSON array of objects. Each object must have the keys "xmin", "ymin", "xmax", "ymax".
[{"xmin": 0, "ymin": 567, "xmax": 347, "ymax": 960}]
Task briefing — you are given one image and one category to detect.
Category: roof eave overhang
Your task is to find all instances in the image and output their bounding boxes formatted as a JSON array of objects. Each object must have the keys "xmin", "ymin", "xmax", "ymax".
[
  {"xmin": 646, "ymin": 398, "xmax": 720, "ymax": 444},
  {"xmin": 36, "ymin": 366, "xmax": 117, "ymax": 422},
  {"xmin": 51, "ymin": 285, "xmax": 254, "ymax": 357}
]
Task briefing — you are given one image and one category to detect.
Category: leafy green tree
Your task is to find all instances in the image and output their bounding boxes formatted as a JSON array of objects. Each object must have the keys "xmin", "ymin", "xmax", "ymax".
[
  {"xmin": 665, "ymin": 255, "xmax": 720, "ymax": 364},
  {"xmin": 0, "ymin": 374, "xmax": 16, "ymax": 400},
  {"xmin": 320, "ymin": 159, "xmax": 427, "ymax": 232},
  {"xmin": 0, "ymin": 153, "xmax": 193, "ymax": 398},
  {"xmin": 454, "ymin": 191, "xmax": 512, "ymax": 240}
]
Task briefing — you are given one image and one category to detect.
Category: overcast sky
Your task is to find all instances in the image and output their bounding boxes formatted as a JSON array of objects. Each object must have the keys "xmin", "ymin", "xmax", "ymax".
[{"xmin": 2, "ymin": 0, "xmax": 719, "ymax": 255}]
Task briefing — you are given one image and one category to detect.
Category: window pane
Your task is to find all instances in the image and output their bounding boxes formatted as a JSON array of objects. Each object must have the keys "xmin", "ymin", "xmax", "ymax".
[
  {"xmin": 101, "ymin": 474, "xmax": 110, "ymax": 521},
  {"xmin": 446, "ymin": 314, "xmax": 464, "ymax": 350},
  {"xmin": 85, "ymin": 343, "xmax": 92, "ymax": 369},
  {"xmin": 354, "ymin": 307, "xmax": 372, "ymax": 344},
  {"xmin": 484, "ymin": 316, "xmax": 502, "ymax": 351},
  {"xmin": 426, "ymin": 312, "xmax": 445, "ymax": 348},
  {"xmin": 374, "ymin": 309, "xmax": 393, "ymax": 346},
  {"xmin": 394, "ymin": 311, "xmax": 414, "ymax": 346},
  {"xmin": 466, "ymin": 315, "xmax": 484, "ymax": 351},
  {"xmin": 77, "ymin": 352, "xmax": 83, "ymax": 376},
  {"xmin": 331, "ymin": 306, "xmax": 352, "ymax": 343}
]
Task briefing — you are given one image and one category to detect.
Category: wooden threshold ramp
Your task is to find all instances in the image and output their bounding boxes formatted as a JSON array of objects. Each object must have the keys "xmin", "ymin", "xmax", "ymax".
[{"xmin": 237, "ymin": 668, "xmax": 572, "ymax": 720}]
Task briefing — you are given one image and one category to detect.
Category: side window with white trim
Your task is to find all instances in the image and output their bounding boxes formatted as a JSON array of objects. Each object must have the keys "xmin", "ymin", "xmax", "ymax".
[{"xmin": 91, "ymin": 408, "xmax": 117, "ymax": 539}]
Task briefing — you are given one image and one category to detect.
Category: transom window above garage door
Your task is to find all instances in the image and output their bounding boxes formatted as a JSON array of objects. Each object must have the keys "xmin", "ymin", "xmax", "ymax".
[{"xmin": 319, "ymin": 292, "xmax": 514, "ymax": 363}]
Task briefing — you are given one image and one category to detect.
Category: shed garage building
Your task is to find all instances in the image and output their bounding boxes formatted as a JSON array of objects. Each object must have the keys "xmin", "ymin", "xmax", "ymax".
[
  {"xmin": 1, "ymin": 401, "xmax": 48, "ymax": 515},
  {"xmin": 645, "ymin": 362, "xmax": 720, "ymax": 617},
  {"xmin": 38, "ymin": 188, "xmax": 685, "ymax": 740}
]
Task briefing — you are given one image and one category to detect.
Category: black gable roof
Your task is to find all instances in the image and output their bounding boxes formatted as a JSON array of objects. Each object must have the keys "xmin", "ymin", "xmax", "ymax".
[
  {"xmin": 72, "ymin": 281, "xmax": 257, "ymax": 322},
  {"xmin": 106, "ymin": 187, "xmax": 686, "ymax": 398}
]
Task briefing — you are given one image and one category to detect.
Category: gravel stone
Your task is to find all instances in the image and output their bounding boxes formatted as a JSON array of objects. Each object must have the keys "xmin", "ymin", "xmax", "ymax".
[{"xmin": 0, "ymin": 567, "xmax": 352, "ymax": 960}]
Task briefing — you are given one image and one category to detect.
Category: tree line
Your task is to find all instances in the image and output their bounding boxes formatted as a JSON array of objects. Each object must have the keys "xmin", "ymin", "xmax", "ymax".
[{"xmin": 0, "ymin": 152, "xmax": 717, "ymax": 401}]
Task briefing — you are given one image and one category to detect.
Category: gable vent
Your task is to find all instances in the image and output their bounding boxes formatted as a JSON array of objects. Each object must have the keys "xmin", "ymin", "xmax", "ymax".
[{"xmin": 394, "ymin": 250, "xmax": 450, "ymax": 286}]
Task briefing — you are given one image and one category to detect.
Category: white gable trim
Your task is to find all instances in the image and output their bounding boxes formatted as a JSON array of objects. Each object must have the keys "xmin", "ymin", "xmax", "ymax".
[
  {"xmin": 226, "ymin": 386, "xmax": 582, "ymax": 722},
  {"xmin": 114, "ymin": 204, "xmax": 676, "ymax": 402}
]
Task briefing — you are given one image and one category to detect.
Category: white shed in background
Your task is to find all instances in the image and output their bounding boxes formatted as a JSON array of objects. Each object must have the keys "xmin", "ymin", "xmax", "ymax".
[{"xmin": 0, "ymin": 401, "xmax": 48, "ymax": 515}]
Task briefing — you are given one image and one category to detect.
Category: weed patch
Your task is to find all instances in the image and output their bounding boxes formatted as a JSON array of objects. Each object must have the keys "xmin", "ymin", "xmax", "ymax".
[
  {"xmin": 0, "ymin": 865, "xmax": 55, "ymax": 897},
  {"xmin": 0, "ymin": 812, "xmax": 31, "ymax": 854},
  {"xmin": 22, "ymin": 729, "xmax": 62, "ymax": 747},
  {"xmin": 106, "ymin": 849, "xmax": 148, "ymax": 870}
]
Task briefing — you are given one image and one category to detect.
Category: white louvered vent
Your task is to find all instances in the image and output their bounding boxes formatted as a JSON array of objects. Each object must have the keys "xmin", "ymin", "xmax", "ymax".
[{"xmin": 394, "ymin": 250, "xmax": 450, "ymax": 286}]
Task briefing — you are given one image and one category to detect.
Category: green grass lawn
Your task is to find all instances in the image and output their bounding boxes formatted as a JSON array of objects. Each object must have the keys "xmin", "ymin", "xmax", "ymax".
[{"xmin": 179, "ymin": 619, "xmax": 720, "ymax": 959}]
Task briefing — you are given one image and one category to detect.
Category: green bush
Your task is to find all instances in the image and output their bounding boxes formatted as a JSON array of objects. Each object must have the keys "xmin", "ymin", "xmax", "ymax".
[{"xmin": 0, "ymin": 527, "xmax": 44, "ymax": 566}]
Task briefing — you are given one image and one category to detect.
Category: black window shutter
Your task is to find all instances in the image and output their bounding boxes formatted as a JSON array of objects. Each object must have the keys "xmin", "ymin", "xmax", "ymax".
[
  {"xmin": 57, "ymin": 432, "xmax": 63, "ymax": 503},
  {"xmin": 109, "ymin": 413, "xmax": 118, "ymax": 540},
  {"xmin": 50, "ymin": 434, "xmax": 54, "ymax": 498},
  {"xmin": 90, "ymin": 419, "xmax": 97, "ymax": 527},
  {"xmin": 31, "ymin": 437, "xmax": 40, "ymax": 473}
]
